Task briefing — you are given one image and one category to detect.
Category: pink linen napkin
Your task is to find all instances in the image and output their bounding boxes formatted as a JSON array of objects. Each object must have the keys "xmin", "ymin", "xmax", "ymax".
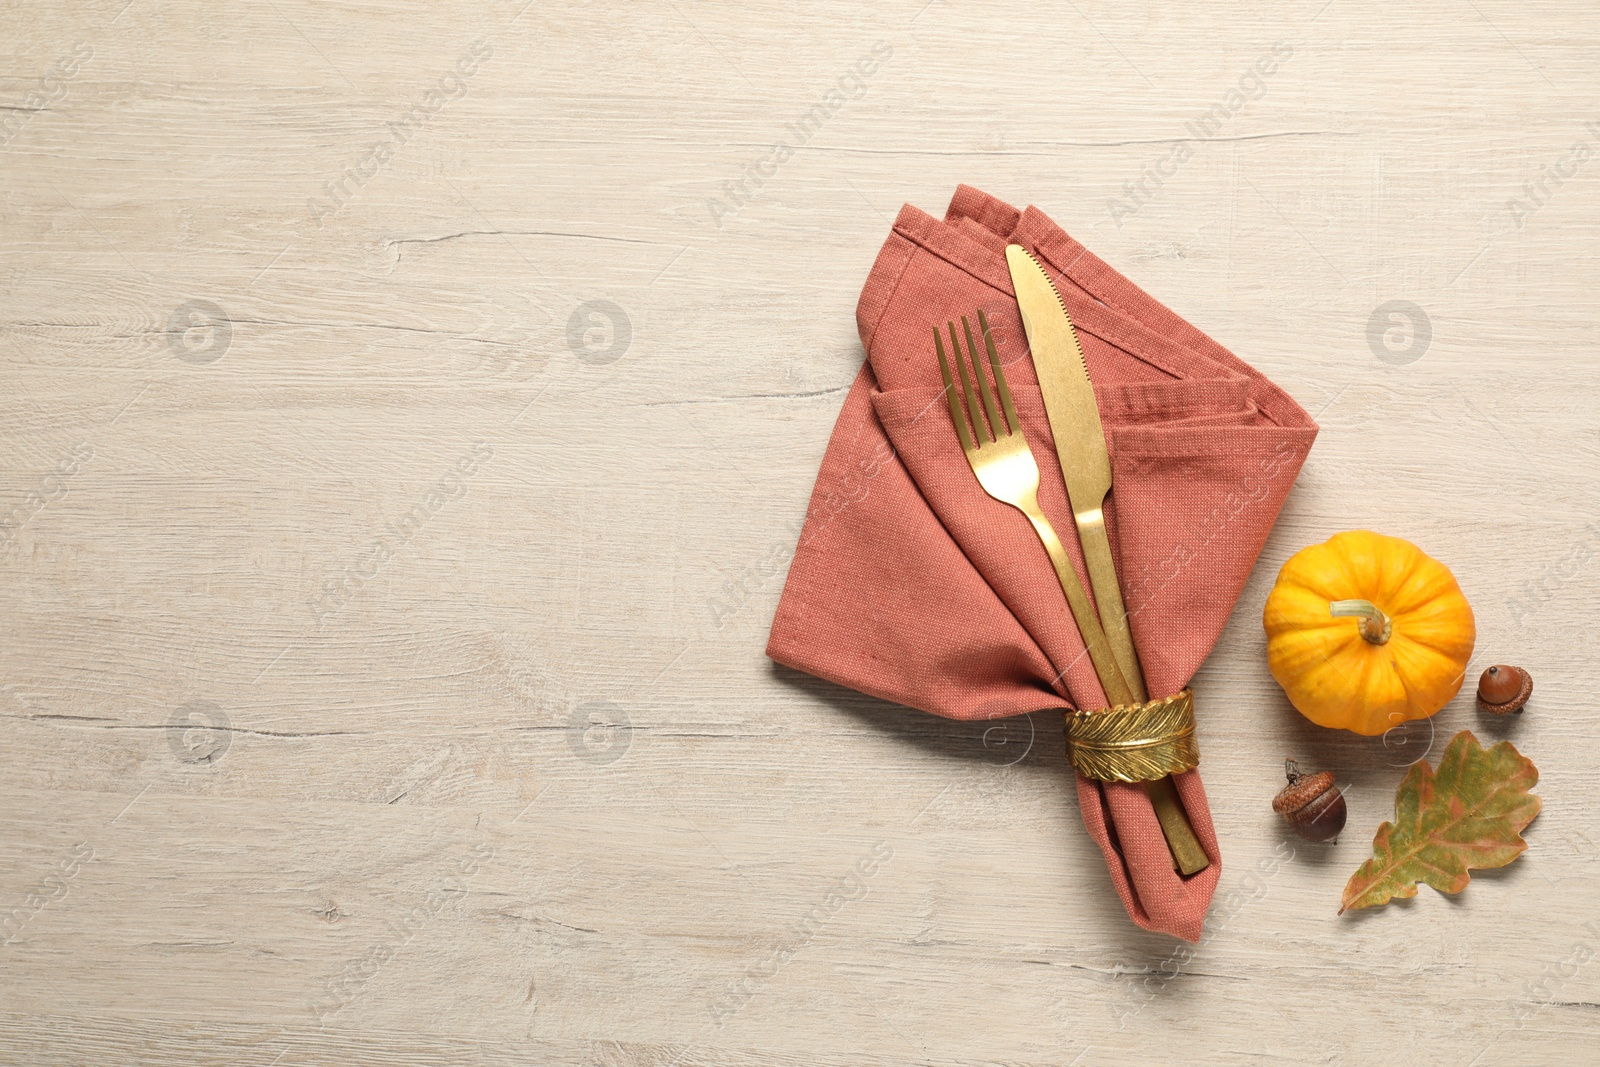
[{"xmin": 768, "ymin": 186, "xmax": 1317, "ymax": 940}]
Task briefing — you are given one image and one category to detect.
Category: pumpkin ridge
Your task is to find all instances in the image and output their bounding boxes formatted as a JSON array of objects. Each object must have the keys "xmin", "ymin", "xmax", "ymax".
[
  {"xmin": 1391, "ymin": 588, "xmax": 1472, "ymax": 620},
  {"xmin": 1384, "ymin": 643, "xmax": 1426, "ymax": 735},
  {"xmin": 1391, "ymin": 624, "xmax": 1475, "ymax": 660},
  {"xmin": 1387, "ymin": 569, "xmax": 1457, "ymax": 615},
  {"xmin": 1328, "ymin": 535, "xmax": 1375, "ymax": 604},
  {"xmin": 1370, "ymin": 650, "xmax": 1411, "ymax": 735}
]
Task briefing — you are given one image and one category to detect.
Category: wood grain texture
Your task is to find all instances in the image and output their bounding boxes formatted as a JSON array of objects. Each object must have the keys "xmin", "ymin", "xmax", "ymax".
[{"xmin": 2, "ymin": 1, "xmax": 1598, "ymax": 1063}]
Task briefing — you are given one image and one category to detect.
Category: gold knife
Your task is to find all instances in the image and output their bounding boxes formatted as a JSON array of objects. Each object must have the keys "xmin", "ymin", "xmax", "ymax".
[
  {"xmin": 1005, "ymin": 244, "xmax": 1209, "ymax": 876},
  {"xmin": 1006, "ymin": 245, "xmax": 1145, "ymax": 701}
]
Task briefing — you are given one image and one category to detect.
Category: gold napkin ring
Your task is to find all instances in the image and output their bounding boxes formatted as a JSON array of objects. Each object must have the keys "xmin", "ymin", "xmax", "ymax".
[{"xmin": 1063, "ymin": 688, "xmax": 1199, "ymax": 783}]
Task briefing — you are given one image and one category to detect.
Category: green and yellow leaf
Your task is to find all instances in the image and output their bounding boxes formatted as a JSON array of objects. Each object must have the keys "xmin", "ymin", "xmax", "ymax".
[{"xmin": 1340, "ymin": 730, "xmax": 1540, "ymax": 914}]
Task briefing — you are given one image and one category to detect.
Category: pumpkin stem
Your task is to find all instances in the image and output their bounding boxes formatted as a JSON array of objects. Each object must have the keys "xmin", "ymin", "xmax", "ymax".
[{"xmin": 1329, "ymin": 599, "xmax": 1393, "ymax": 645}]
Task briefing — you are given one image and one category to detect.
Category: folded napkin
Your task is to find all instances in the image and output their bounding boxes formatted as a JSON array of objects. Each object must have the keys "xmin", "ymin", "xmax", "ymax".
[{"xmin": 768, "ymin": 186, "xmax": 1317, "ymax": 940}]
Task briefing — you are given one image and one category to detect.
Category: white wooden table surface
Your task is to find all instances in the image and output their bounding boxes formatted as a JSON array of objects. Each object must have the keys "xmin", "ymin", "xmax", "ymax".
[{"xmin": 3, "ymin": 2, "xmax": 1598, "ymax": 1064}]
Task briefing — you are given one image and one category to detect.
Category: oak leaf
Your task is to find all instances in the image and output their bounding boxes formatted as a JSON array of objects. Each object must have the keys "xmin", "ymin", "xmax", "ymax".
[{"xmin": 1340, "ymin": 730, "xmax": 1540, "ymax": 913}]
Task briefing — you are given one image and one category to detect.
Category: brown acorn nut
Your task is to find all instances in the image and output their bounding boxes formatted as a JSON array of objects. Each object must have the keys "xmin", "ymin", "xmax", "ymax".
[
  {"xmin": 1477, "ymin": 664, "xmax": 1532, "ymax": 714},
  {"xmin": 1272, "ymin": 759, "xmax": 1347, "ymax": 842}
]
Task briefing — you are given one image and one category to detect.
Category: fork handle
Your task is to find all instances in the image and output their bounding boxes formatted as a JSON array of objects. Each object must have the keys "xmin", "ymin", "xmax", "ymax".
[
  {"xmin": 1020, "ymin": 503, "xmax": 1134, "ymax": 706},
  {"xmin": 1144, "ymin": 778, "xmax": 1211, "ymax": 875}
]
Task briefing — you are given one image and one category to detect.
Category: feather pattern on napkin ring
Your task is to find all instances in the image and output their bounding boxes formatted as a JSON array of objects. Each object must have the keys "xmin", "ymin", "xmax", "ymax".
[{"xmin": 1064, "ymin": 689, "xmax": 1199, "ymax": 783}]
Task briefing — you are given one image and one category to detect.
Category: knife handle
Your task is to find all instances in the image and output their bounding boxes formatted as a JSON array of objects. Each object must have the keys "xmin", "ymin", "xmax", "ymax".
[
  {"xmin": 1143, "ymin": 777, "xmax": 1211, "ymax": 876},
  {"xmin": 1073, "ymin": 502, "xmax": 1147, "ymax": 703}
]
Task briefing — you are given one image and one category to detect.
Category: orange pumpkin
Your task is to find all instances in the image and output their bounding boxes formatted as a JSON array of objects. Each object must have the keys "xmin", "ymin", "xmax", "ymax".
[{"xmin": 1263, "ymin": 531, "xmax": 1476, "ymax": 736}]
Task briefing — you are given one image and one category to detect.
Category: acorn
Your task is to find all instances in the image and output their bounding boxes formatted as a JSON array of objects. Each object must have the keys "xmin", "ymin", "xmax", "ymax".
[
  {"xmin": 1477, "ymin": 664, "xmax": 1532, "ymax": 714},
  {"xmin": 1272, "ymin": 759, "xmax": 1346, "ymax": 842}
]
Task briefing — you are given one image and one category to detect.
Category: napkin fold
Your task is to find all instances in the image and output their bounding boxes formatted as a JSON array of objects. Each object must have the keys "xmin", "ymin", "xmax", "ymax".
[{"xmin": 768, "ymin": 186, "xmax": 1317, "ymax": 940}]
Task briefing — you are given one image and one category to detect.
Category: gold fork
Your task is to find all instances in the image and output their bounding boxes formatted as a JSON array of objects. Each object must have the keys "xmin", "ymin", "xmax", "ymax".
[
  {"xmin": 935, "ymin": 311, "xmax": 1132, "ymax": 704},
  {"xmin": 936, "ymin": 311, "xmax": 1209, "ymax": 875}
]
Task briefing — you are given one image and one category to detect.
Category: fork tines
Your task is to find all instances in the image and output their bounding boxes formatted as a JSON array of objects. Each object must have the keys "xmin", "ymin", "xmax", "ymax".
[{"xmin": 934, "ymin": 310, "xmax": 1022, "ymax": 452}]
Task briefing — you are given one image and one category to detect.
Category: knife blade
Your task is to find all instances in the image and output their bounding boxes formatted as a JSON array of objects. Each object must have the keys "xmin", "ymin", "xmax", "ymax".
[{"xmin": 1005, "ymin": 244, "xmax": 1147, "ymax": 704}]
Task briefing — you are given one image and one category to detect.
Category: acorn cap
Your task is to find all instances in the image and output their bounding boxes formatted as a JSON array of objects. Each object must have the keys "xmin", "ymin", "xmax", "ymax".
[
  {"xmin": 1272, "ymin": 768, "xmax": 1337, "ymax": 814},
  {"xmin": 1476, "ymin": 664, "xmax": 1532, "ymax": 714}
]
